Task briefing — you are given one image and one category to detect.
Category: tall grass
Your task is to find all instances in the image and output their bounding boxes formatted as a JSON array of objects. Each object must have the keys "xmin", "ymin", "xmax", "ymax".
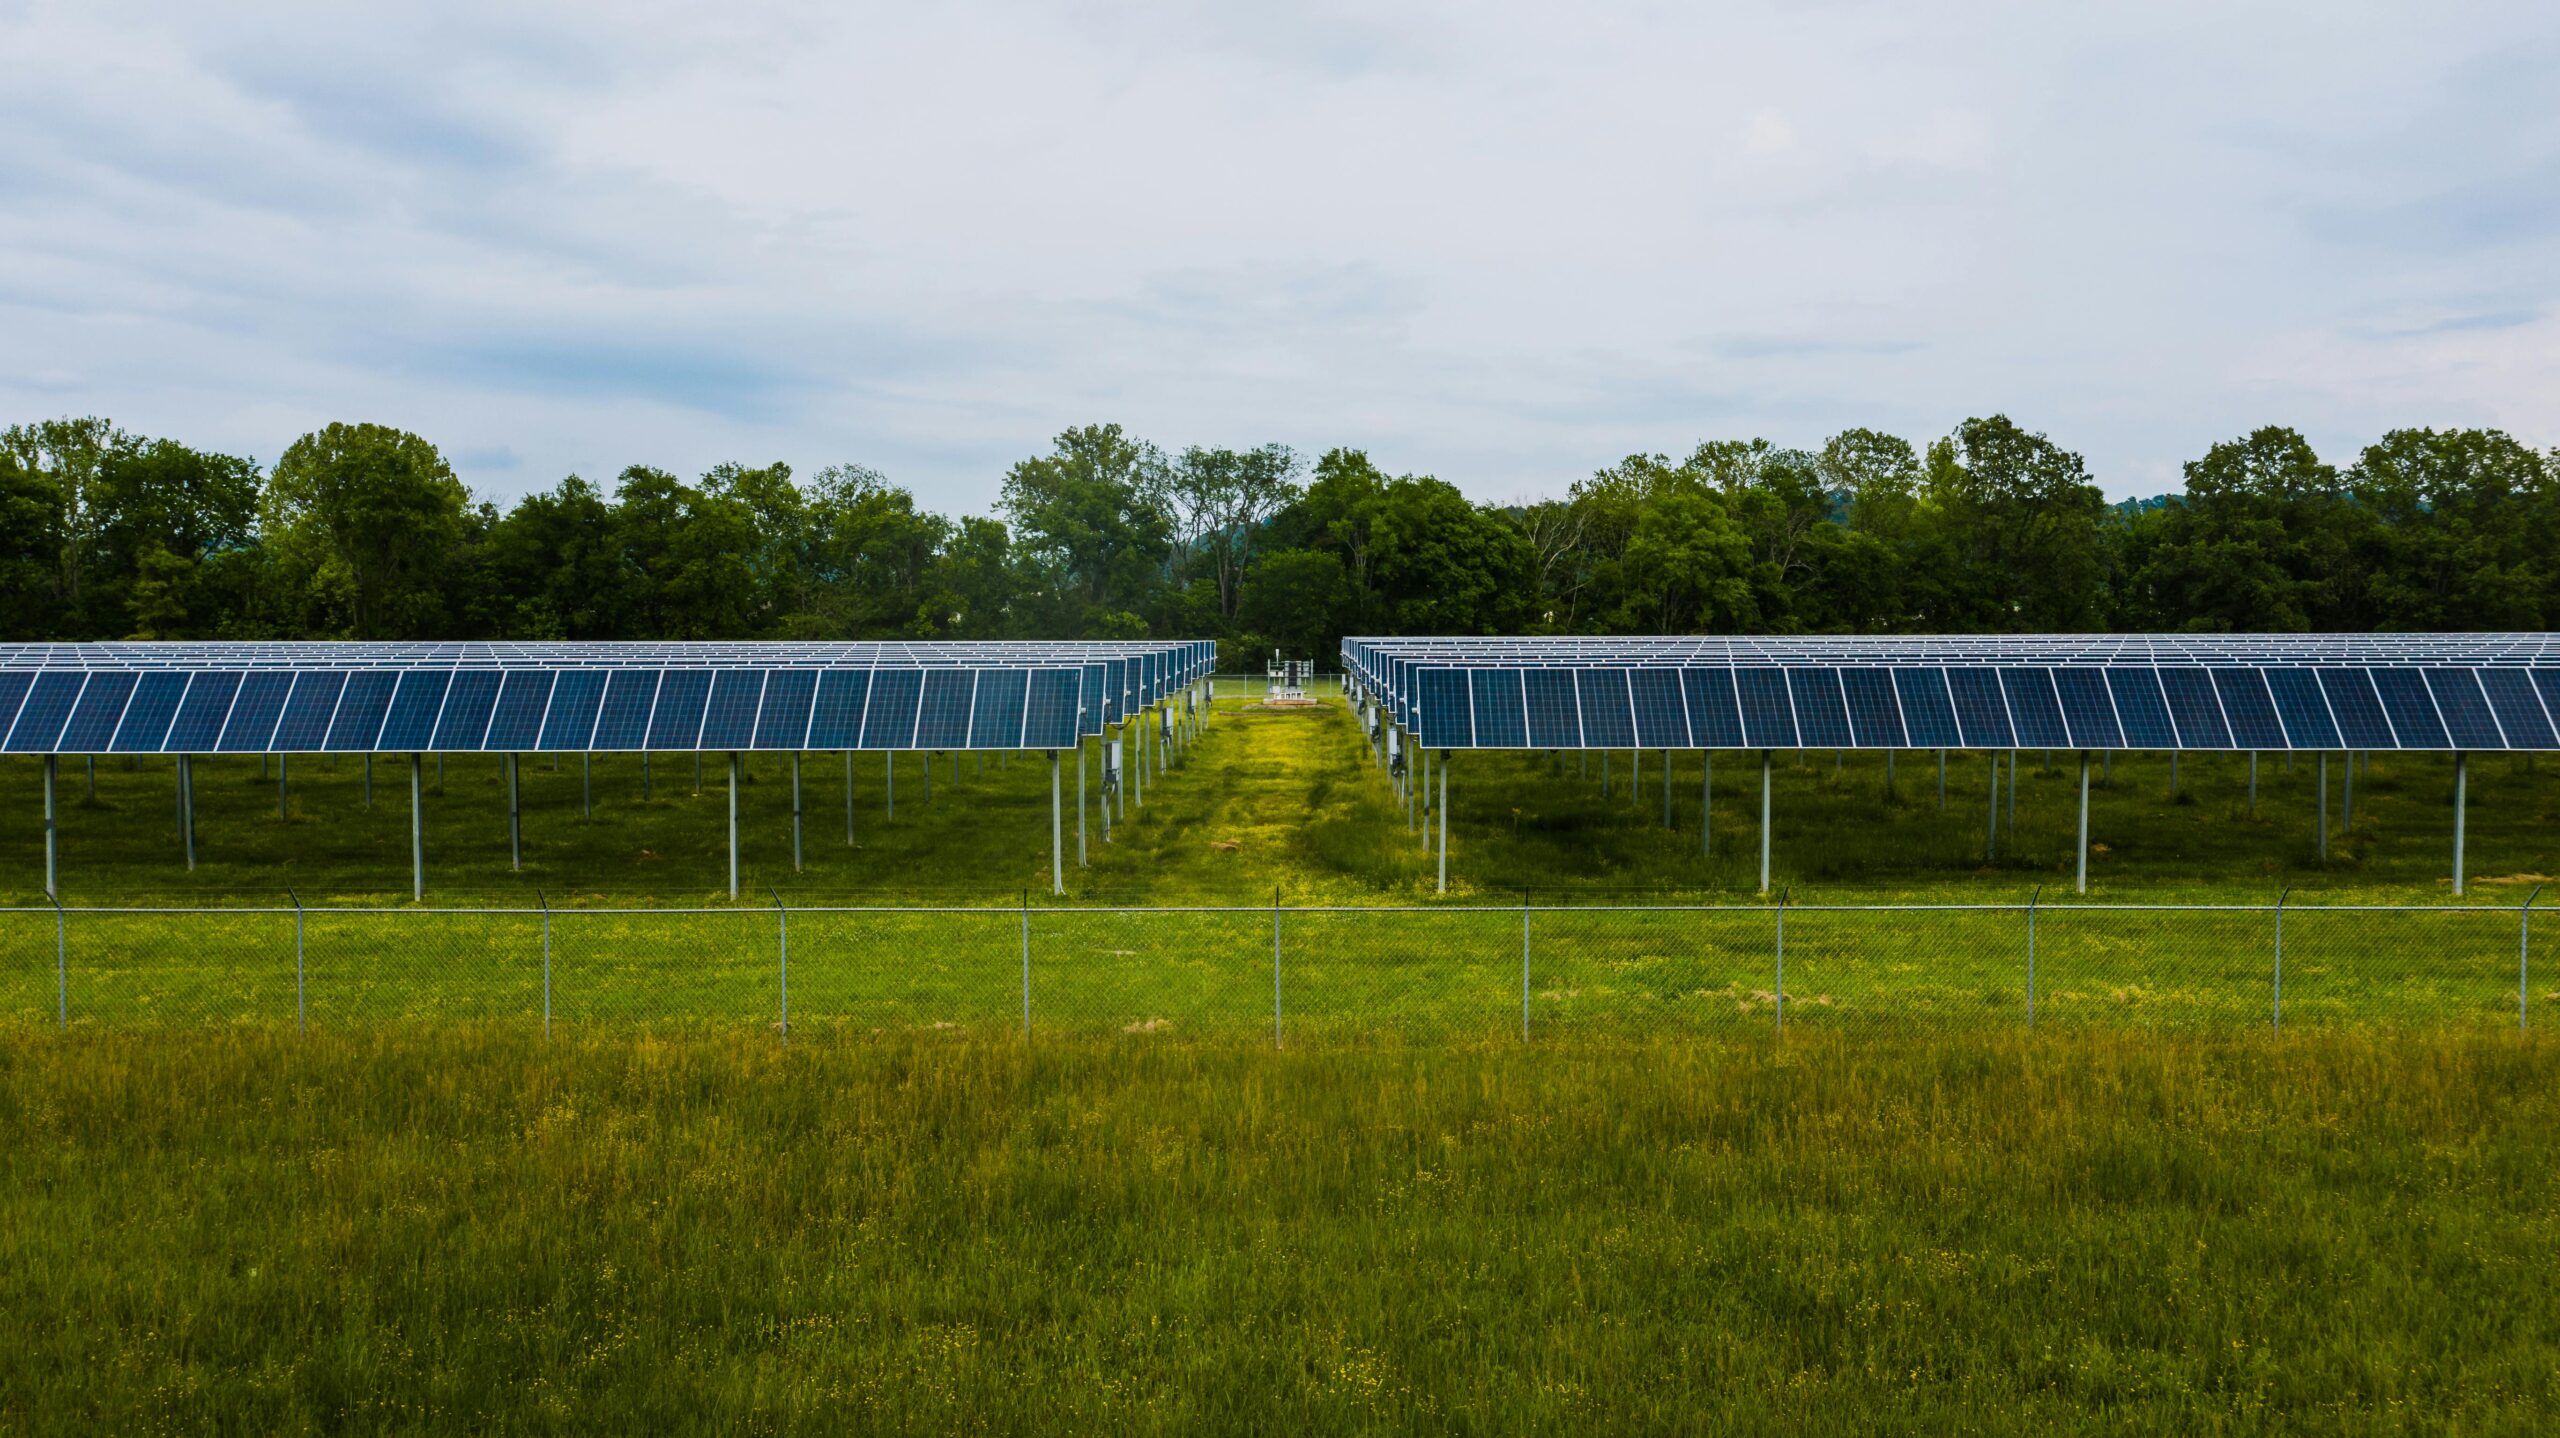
[{"xmin": 4, "ymin": 1028, "xmax": 2556, "ymax": 1432}]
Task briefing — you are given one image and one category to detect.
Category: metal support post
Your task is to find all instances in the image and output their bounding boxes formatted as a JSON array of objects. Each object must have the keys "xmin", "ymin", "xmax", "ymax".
[
  {"xmin": 1702, "ymin": 752, "xmax": 1712, "ymax": 856},
  {"xmin": 845, "ymin": 751, "xmax": 855, "ymax": 844},
  {"xmin": 2007, "ymin": 750, "xmax": 2016, "ymax": 830},
  {"xmin": 364, "ymin": 753, "xmax": 373, "ymax": 809},
  {"xmin": 2343, "ymin": 750, "xmax": 2354, "ymax": 833},
  {"xmin": 1758, "ymin": 750, "xmax": 1773, "ymax": 895},
  {"xmin": 2452, "ymin": 752, "xmax": 2468, "ymax": 897},
  {"xmin": 2077, "ymin": 751, "xmax": 2091, "ymax": 893},
  {"xmin": 642, "ymin": 752, "xmax": 651, "ymax": 799},
  {"xmin": 1076, "ymin": 741, "xmax": 1087, "ymax": 867},
  {"xmin": 1048, "ymin": 752, "xmax": 1063, "ymax": 896},
  {"xmin": 582, "ymin": 753, "xmax": 592, "ymax": 818},
  {"xmin": 791, "ymin": 752, "xmax": 803, "ymax": 873},
  {"xmin": 1435, "ymin": 750, "xmax": 1449, "ymax": 894},
  {"xmin": 727, "ymin": 752, "xmax": 741, "ymax": 901},
  {"xmin": 1986, "ymin": 752, "xmax": 2000, "ymax": 863},
  {"xmin": 279, "ymin": 752, "xmax": 289, "ymax": 819},
  {"xmin": 181, "ymin": 754, "xmax": 195, "ymax": 869},
  {"xmin": 409, "ymin": 754, "xmax": 424, "ymax": 901},
  {"xmin": 1662, "ymin": 749, "xmax": 1672, "ymax": 827},
  {"xmin": 2318, "ymin": 753, "xmax": 2328, "ymax": 859},
  {"xmin": 2249, "ymin": 751, "xmax": 2258, "ymax": 818},
  {"xmin": 506, "ymin": 753, "xmax": 521, "ymax": 871},
  {"xmin": 43, "ymin": 754, "xmax": 59, "ymax": 898}
]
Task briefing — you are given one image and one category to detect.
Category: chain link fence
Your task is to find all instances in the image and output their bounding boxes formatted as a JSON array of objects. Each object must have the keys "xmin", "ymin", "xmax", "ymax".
[{"xmin": 0, "ymin": 897, "xmax": 2547, "ymax": 1038}]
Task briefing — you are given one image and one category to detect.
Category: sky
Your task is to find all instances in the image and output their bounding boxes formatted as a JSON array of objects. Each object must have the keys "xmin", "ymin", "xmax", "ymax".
[{"xmin": 3, "ymin": 1, "xmax": 2555, "ymax": 511}]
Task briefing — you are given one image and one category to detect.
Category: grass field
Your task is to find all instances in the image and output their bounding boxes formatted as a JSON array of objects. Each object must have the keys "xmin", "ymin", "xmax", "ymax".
[{"xmin": 5, "ymin": 1028, "xmax": 2556, "ymax": 1433}]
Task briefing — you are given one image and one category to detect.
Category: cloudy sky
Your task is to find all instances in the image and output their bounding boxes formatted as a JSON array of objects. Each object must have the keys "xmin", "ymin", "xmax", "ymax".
[{"xmin": 3, "ymin": 1, "xmax": 2554, "ymax": 510}]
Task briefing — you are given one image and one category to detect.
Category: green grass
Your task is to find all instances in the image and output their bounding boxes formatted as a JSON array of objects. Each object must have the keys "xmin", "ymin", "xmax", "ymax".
[{"xmin": 4, "ymin": 1028, "xmax": 2556, "ymax": 1433}]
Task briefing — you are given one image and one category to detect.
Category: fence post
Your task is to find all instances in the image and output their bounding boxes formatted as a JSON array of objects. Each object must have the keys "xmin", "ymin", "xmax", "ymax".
[
  {"xmin": 538, "ymin": 890, "xmax": 551, "ymax": 1038},
  {"xmin": 1520, "ymin": 901, "xmax": 1531, "ymax": 1042},
  {"xmin": 2025, "ymin": 885, "xmax": 2041, "ymax": 1031},
  {"xmin": 1272, "ymin": 892, "xmax": 1283, "ymax": 1049},
  {"xmin": 1020, "ymin": 891, "xmax": 1031, "ymax": 1040},
  {"xmin": 51, "ymin": 892, "xmax": 66, "ymax": 1029},
  {"xmin": 1774, "ymin": 889, "xmax": 1787, "ymax": 1038},
  {"xmin": 289, "ymin": 886, "xmax": 305, "ymax": 1035},
  {"xmin": 2523, "ymin": 885, "xmax": 2541, "ymax": 1034},
  {"xmin": 771, "ymin": 886, "xmax": 789, "ymax": 1043},
  {"xmin": 2272, "ymin": 886, "xmax": 2290, "ymax": 1033}
]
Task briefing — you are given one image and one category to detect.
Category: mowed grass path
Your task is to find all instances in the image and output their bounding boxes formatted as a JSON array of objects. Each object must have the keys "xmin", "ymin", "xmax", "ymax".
[{"xmin": 4, "ymin": 1029, "xmax": 2555, "ymax": 1433}]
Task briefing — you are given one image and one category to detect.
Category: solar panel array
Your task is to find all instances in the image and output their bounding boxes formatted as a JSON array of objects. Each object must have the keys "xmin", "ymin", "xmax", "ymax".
[
  {"xmin": 0, "ymin": 642, "xmax": 1214, "ymax": 756},
  {"xmin": 1342, "ymin": 636, "xmax": 2560, "ymax": 753}
]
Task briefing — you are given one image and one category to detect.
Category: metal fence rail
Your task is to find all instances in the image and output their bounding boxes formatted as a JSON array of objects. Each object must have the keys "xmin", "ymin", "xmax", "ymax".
[{"xmin": 1, "ymin": 895, "xmax": 2544, "ymax": 1038}]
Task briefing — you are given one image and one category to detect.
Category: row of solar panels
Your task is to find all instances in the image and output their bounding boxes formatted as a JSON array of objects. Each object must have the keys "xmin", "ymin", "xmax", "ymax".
[
  {"xmin": 0, "ymin": 664, "xmax": 1204, "ymax": 756},
  {"xmin": 0, "ymin": 639, "xmax": 1218, "ymax": 670},
  {"xmin": 1392, "ymin": 665, "xmax": 2560, "ymax": 752}
]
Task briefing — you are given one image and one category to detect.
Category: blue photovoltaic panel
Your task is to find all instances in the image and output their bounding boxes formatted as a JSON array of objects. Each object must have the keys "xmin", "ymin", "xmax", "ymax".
[
  {"xmin": 914, "ymin": 670, "xmax": 973, "ymax": 749},
  {"xmin": 2539, "ymin": 672, "xmax": 2560, "ymax": 730},
  {"xmin": 1999, "ymin": 669, "xmax": 2070, "ymax": 748},
  {"xmin": 1470, "ymin": 669, "xmax": 1528, "ymax": 747},
  {"xmin": 2157, "ymin": 668, "xmax": 2231, "ymax": 749},
  {"xmin": 1945, "ymin": 669, "xmax": 2013, "ymax": 748},
  {"xmin": 2051, "ymin": 668, "xmax": 2121, "ymax": 749},
  {"xmin": 1081, "ymin": 665, "xmax": 1108, "ymax": 736},
  {"xmin": 2370, "ymin": 669, "xmax": 2448, "ymax": 750},
  {"xmin": 432, "ymin": 671, "xmax": 502, "ymax": 751},
  {"xmin": 2265, "ymin": 669, "xmax": 2340, "ymax": 751},
  {"xmin": 1576, "ymin": 669, "xmax": 1637, "ymax": 748},
  {"xmin": 121, "ymin": 672, "xmax": 196, "ymax": 753},
  {"xmin": 2479, "ymin": 668, "xmax": 2557, "ymax": 750},
  {"xmin": 269, "ymin": 672, "xmax": 340, "ymax": 751},
  {"xmin": 537, "ymin": 670, "xmax": 607, "ymax": 750},
  {"xmin": 644, "ymin": 669, "xmax": 711, "ymax": 750},
  {"xmin": 1683, "ymin": 668, "xmax": 1746, "ymax": 747},
  {"xmin": 697, "ymin": 670, "xmax": 765, "ymax": 750},
  {"xmin": 6, "ymin": 672, "xmax": 86, "ymax": 752},
  {"xmin": 1630, "ymin": 669, "xmax": 1688, "ymax": 748},
  {"xmin": 1524, "ymin": 669, "xmax": 1581, "ymax": 747},
  {"xmin": 1839, "ymin": 668, "xmax": 1906, "ymax": 748},
  {"xmin": 323, "ymin": 672, "xmax": 397, "ymax": 751},
  {"xmin": 590, "ymin": 670, "xmax": 659, "ymax": 750},
  {"xmin": 968, "ymin": 668, "xmax": 1028, "ymax": 748},
  {"xmin": 1026, "ymin": 670, "xmax": 1082, "ymax": 749},
  {"xmin": 483, "ymin": 670, "xmax": 555, "ymax": 751},
  {"xmin": 377, "ymin": 671, "xmax": 452, "ymax": 751},
  {"xmin": 806, "ymin": 670, "xmax": 869, "ymax": 748},
  {"xmin": 1103, "ymin": 660, "xmax": 1128, "ymax": 724},
  {"xmin": 754, "ymin": 669, "xmax": 818, "ymax": 750},
  {"xmin": 859, "ymin": 669, "xmax": 922, "ymax": 748},
  {"xmin": 1416, "ymin": 669, "xmax": 1472, "ymax": 748},
  {"xmin": 2316, "ymin": 669, "xmax": 2398, "ymax": 749},
  {"xmin": 2210, "ymin": 669, "xmax": 2287, "ymax": 750},
  {"xmin": 0, "ymin": 671, "xmax": 31, "ymax": 739},
  {"xmin": 2105, "ymin": 668, "xmax": 2174, "ymax": 749},
  {"xmin": 2423, "ymin": 669, "xmax": 2504, "ymax": 750},
  {"xmin": 1787, "ymin": 669, "xmax": 1851, "ymax": 748},
  {"xmin": 168, "ymin": 671, "xmax": 245, "ymax": 750},
  {"xmin": 1735, "ymin": 668, "xmax": 1797, "ymax": 749},
  {"xmin": 1892, "ymin": 668, "xmax": 1960, "ymax": 748},
  {"xmin": 58, "ymin": 671, "xmax": 138, "ymax": 751}
]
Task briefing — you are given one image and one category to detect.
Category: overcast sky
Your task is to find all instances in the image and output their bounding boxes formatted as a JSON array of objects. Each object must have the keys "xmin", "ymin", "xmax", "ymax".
[{"xmin": 4, "ymin": 1, "xmax": 2555, "ymax": 510}]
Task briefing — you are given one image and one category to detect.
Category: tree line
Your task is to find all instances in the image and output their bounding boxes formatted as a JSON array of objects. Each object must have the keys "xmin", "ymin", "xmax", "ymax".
[{"xmin": 4, "ymin": 414, "xmax": 2555, "ymax": 661}]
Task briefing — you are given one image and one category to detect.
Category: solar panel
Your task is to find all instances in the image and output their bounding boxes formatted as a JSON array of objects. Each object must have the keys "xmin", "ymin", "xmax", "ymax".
[
  {"xmin": 645, "ymin": 669, "xmax": 712, "ymax": 750},
  {"xmin": 58, "ymin": 671, "xmax": 137, "ymax": 751},
  {"xmin": 697, "ymin": 670, "xmax": 765, "ymax": 750},
  {"xmin": 968, "ymin": 668, "xmax": 1028, "ymax": 748},
  {"xmin": 1416, "ymin": 669, "xmax": 1472, "ymax": 748},
  {"xmin": 6, "ymin": 672, "xmax": 86, "ymax": 752},
  {"xmin": 484, "ymin": 670, "xmax": 554, "ymax": 750},
  {"xmin": 755, "ymin": 669, "xmax": 818, "ymax": 750},
  {"xmin": 183, "ymin": 672, "xmax": 257, "ymax": 750},
  {"xmin": 537, "ymin": 670, "xmax": 607, "ymax": 751},
  {"xmin": 1630, "ymin": 668, "xmax": 1687, "ymax": 748},
  {"xmin": 914, "ymin": 670, "xmax": 973, "ymax": 749},
  {"xmin": 859, "ymin": 669, "xmax": 922, "ymax": 748},
  {"xmin": 122, "ymin": 671, "xmax": 195, "ymax": 753},
  {"xmin": 1682, "ymin": 668, "xmax": 1746, "ymax": 747},
  {"xmin": 2316, "ymin": 668, "xmax": 2397, "ymax": 749},
  {"xmin": 2210, "ymin": 669, "xmax": 2286, "ymax": 750},
  {"xmin": 1524, "ymin": 669, "xmax": 1580, "ymax": 747},
  {"xmin": 591, "ymin": 670, "xmax": 660, "ymax": 750},
  {"xmin": 1892, "ymin": 668, "xmax": 1960, "ymax": 748},
  {"xmin": 1079, "ymin": 665, "xmax": 1108, "ymax": 736},
  {"xmin": 432, "ymin": 671, "xmax": 502, "ymax": 751},
  {"xmin": 324, "ymin": 671, "xmax": 397, "ymax": 751},
  {"xmin": 378, "ymin": 671, "xmax": 452, "ymax": 751},
  {"xmin": 806, "ymin": 670, "xmax": 868, "ymax": 749},
  {"xmin": 1576, "ymin": 669, "xmax": 1637, "ymax": 747},
  {"xmin": 1735, "ymin": 668, "xmax": 1797, "ymax": 748},
  {"xmin": 2424, "ymin": 668, "xmax": 2505, "ymax": 749},
  {"xmin": 1998, "ymin": 668, "xmax": 2070, "ymax": 748},
  {"xmin": 1471, "ymin": 669, "xmax": 1529, "ymax": 747},
  {"xmin": 2264, "ymin": 669, "xmax": 2338, "ymax": 750},
  {"xmin": 1839, "ymin": 668, "xmax": 1906, "ymax": 748},
  {"xmin": 2481, "ymin": 668, "xmax": 2557, "ymax": 750},
  {"xmin": 2051, "ymin": 667, "xmax": 2121, "ymax": 749},
  {"xmin": 2157, "ymin": 668, "xmax": 2230, "ymax": 749},
  {"xmin": 0, "ymin": 671, "xmax": 31, "ymax": 741},
  {"xmin": 1787, "ymin": 669, "xmax": 1852, "ymax": 748},
  {"xmin": 2370, "ymin": 669, "xmax": 2448, "ymax": 749},
  {"xmin": 1945, "ymin": 669, "xmax": 2012, "ymax": 748},
  {"xmin": 1025, "ymin": 670, "xmax": 1082, "ymax": 749}
]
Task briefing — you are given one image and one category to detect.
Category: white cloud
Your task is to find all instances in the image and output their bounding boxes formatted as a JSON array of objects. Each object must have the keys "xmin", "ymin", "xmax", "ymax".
[{"xmin": 0, "ymin": 0, "xmax": 2553, "ymax": 508}]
